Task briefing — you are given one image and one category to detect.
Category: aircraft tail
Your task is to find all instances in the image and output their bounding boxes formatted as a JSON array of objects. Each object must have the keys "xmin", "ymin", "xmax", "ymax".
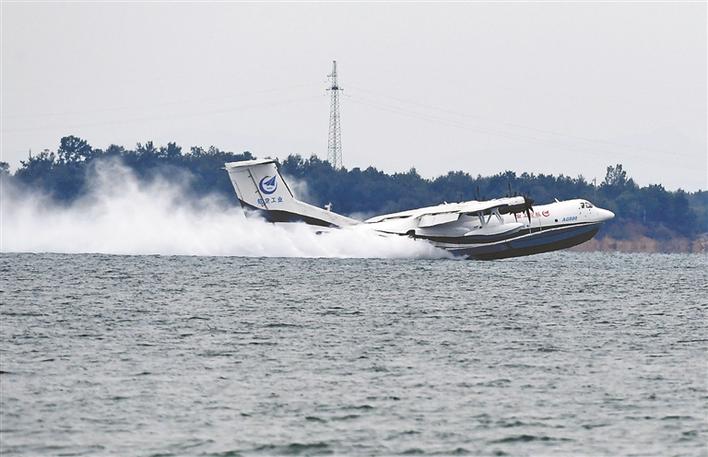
[{"xmin": 224, "ymin": 159, "xmax": 359, "ymax": 228}]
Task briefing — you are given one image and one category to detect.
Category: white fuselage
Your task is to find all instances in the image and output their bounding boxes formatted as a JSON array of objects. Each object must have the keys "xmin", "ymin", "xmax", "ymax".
[{"xmin": 366, "ymin": 199, "xmax": 614, "ymax": 239}]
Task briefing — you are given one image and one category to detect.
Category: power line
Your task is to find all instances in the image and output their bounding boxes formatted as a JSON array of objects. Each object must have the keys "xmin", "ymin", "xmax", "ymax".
[
  {"xmin": 1, "ymin": 95, "xmax": 322, "ymax": 134},
  {"xmin": 3, "ymin": 82, "xmax": 320, "ymax": 120},
  {"xmin": 346, "ymin": 83, "xmax": 695, "ymax": 160}
]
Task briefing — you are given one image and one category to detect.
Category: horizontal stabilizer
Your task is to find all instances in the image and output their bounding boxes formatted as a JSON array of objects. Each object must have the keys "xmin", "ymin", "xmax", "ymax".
[{"xmin": 224, "ymin": 159, "xmax": 359, "ymax": 228}]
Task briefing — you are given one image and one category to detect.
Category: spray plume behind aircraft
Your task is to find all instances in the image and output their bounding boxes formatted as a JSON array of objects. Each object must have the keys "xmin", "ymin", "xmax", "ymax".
[{"xmin": 0, "ymin": 160, "xmax": 449, "ymax": 259}]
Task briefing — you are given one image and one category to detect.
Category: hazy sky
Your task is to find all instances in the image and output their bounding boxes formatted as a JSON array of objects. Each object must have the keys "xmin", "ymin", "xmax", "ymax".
[{"xmin": 2, "ymin": 2, "xmax": 706, "ymax": 190}]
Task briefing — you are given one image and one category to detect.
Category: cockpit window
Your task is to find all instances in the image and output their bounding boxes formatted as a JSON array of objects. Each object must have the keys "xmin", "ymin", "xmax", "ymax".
[
  {"xmin": 586, "ymin": 202, "xmax": 593, "ymax": 208},
  {"xmin": 580, "ymin": 202, "xmax": 586, "ymax": 208}
]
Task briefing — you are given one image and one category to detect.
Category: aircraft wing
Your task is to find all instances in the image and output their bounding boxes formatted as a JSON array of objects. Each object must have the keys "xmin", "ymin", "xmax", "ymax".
[
  {"xmin": 418, "ymin": 212, "xmax": 461, "ymax": 228},
  {"xmin": 366, "ymin": 196, "xmax": 528, "ymax": 226},
  {"xmin": 453, "ymin": 196, "xmax": 527, "ymax": 216}
]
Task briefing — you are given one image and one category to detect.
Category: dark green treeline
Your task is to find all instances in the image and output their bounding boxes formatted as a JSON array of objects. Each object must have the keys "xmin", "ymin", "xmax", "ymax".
[{"xmin": 3, "ymin": 135, "xmax": 706, "ymax": 240}]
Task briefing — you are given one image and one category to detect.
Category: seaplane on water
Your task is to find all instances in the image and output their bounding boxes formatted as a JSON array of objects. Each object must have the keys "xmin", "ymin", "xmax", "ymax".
[{"xmin": 224, "ymin": 159, "xmax": 614, "ymax": 260}]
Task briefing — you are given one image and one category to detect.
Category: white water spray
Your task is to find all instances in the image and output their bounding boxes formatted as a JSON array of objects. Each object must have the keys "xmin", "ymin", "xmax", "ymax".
[{"xmin": 0, "ymin": 161, "xmax": 449, "ymax": 259}]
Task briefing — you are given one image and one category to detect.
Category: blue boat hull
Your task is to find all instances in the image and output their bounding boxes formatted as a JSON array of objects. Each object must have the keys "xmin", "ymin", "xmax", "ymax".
[{"xmin": 447, "ymin": 223, "xmax": 601, "ymax": 260}]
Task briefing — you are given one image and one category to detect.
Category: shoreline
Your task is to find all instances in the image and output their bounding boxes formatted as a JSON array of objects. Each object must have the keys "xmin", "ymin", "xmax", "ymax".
[{"xmin": 570, "ymin": 235, "xmax": 708, "ymax": 254}]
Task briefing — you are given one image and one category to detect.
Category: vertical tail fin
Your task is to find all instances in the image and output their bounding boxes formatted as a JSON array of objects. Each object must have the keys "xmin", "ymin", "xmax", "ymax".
[
  {"xmin": 225, "ymin": 159, "xmax": 294, "ymax": 210},
  {"xmin": 224, "ymin": 159, "xmax": 359, "ymax": 228}
]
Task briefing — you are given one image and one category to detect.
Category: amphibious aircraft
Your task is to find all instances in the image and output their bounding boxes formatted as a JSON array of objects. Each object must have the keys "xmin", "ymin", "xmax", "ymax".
[{"xmin": 224, "ymin": 159, "xmax": 614, "ymax": 259}]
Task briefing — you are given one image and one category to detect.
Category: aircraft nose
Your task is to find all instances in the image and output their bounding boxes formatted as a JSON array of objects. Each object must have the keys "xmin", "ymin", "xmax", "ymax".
[{"xmin": 597, "ymin": 208, "xmax": 615, "ymax": 221}]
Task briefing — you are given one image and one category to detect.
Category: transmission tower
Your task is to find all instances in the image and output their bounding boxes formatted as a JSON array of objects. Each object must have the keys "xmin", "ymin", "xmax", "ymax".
[{"xmin": 327, "ymin": 60, "xmax": 343, "ymax": 169}]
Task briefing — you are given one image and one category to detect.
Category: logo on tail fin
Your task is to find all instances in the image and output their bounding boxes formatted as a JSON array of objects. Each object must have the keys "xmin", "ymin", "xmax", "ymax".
[{"xmin": 259, "ymin": 176, "xmax": 278, "ymax": 194}]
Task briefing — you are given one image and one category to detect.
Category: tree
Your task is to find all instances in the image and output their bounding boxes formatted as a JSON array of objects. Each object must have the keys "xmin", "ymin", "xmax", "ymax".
[
  {"xmin": 158, "ymin": 142, "xmax": 182, "ymax": 159},
  {"xmin": 136, "ymin": 141, "xmax": 158, "ymax": 156},
  {"xmin": 603, "ymin": 164, "xmax": 628, "ymax": 187},
  {"xmin": 18, "ymin": 149, "xmax": 56, "ymax": 174},
  {"xmin": 57, "ymin": 135, "xmax": 92, "ymax": 164},
  {"xmin": 105, "ymin": 144, "xmax": 126, "ymax": 157}
]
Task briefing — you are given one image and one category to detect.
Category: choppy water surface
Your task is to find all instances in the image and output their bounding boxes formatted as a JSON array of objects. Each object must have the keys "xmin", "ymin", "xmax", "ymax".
[{"xmin": 1, "ymin": 252, "xmax": 706, "ymax": 456}]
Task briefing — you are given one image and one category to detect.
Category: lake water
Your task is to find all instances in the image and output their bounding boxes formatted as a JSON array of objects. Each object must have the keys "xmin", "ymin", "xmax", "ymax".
[{"xmin": 1, "ymin": 252, "xmax": 706, "ymax": 456}]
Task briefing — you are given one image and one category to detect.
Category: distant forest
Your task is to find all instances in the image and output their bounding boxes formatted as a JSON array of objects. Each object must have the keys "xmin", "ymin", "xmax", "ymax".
[{"xmin": 3, "ymin": 135, "xmax": 707, "ymax": 241}]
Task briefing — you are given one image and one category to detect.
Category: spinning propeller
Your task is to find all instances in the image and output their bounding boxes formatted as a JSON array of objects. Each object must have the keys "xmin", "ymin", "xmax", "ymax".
[
  {"xmin": 506, "ymin": 179, "xmax": 534, "ymax": 223},
  {"xmin": 508, "ymin": 195, "xmax": 535, "ymax": 223},
  {"xmin": 522, "ymin": 195, "xmax": 534, "ymax": 223}
]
